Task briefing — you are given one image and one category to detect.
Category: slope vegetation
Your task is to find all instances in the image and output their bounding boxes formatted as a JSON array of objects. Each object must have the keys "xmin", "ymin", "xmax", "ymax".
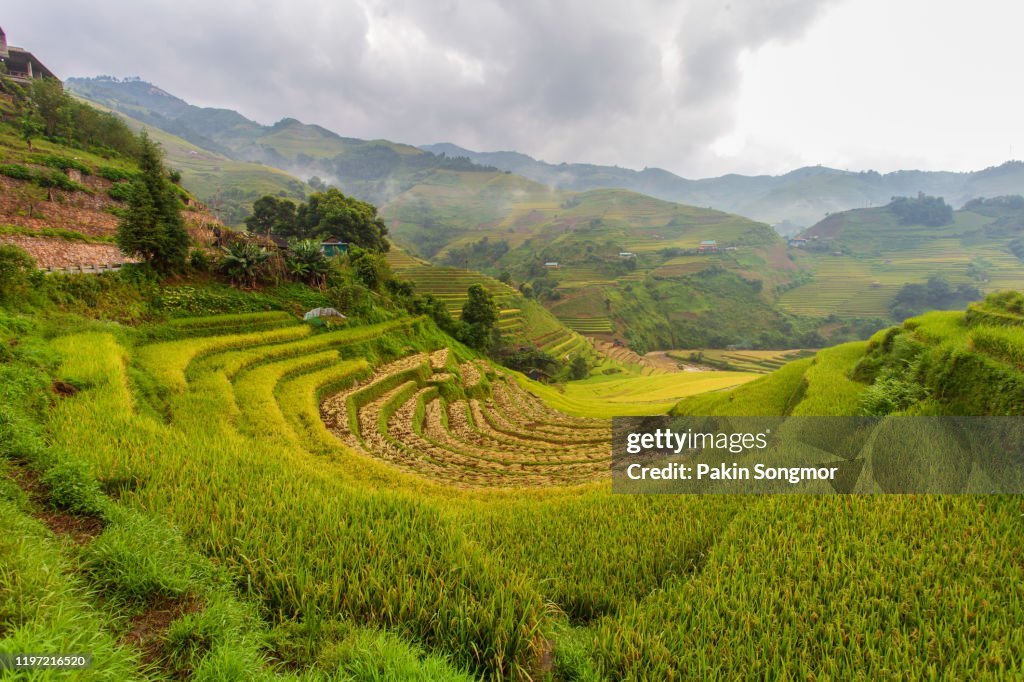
[{"xmin": 780, "ymin": 196, "xmax": 1024, "ymax": 319}]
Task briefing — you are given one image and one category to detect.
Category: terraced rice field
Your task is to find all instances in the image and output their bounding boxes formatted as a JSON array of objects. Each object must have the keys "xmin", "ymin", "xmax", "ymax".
[
  {"xmin": 555, "ymin": 315, "xmax": 614, "ymax": 334},
  {"xmin": 34, "ymin": 306, "xmax": 1024, "ymax": 678},
  {"xmin": 386, "ymin": 251, "xmax": 517, "ymax": 312},
  {"xmin": 590, "ymin": 338, "xmax": 666, "ymax": 375},
  {"xmin": 523, "ymin": 371, "xmax": 758, "ymax": 416},
  {"xmin": 320, "ymin": 350, "xmax": 611, "ymax": 487},
  {"xmin": 781, "ymin": 241, "xmax": 1024, "ymax": 318},
  {"xmin": 668, "ymin": 348, "xmax": 816, "ymax": 373},
  {"xmin": 551, "ymin": 266, "xmax": 616, "ymax": 289}
]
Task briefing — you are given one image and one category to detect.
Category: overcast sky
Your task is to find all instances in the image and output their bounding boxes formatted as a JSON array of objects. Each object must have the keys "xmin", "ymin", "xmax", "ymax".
[{"xmin": 7, "ymin": 1, "xmax": 1024, "ymax": 177}]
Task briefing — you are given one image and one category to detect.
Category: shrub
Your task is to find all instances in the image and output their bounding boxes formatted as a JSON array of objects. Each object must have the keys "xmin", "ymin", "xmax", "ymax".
[
  {"xmin": 107, "ymin": 182, "xmax": 133, "ymax": 201},
  {"xmin": 35, "ymin": 170, "xmax": 88, "ymax": 193},
  {"xmin": 30, "ymin": 154, "xmax": 91, "ymax": 175},
  {"xmin": 0, "ymin": 245, "xmax": 34, "ymax": 297},
  {"xmin": 189, "ymin": 249, "xmax": 211, "ymax": 273},
  {"xmin": 218, "ymin": 242, "xmax": 270, "ymax": 288},
  {"xmin": 97, "ymin": 166, "xmax": 137, "ymax": 182},
  {"xmin": 859, "ymin": 366, "xmax": 927, "ymax": 416},
  {"xmin": 0, "ymin": 164, "xmax": 34, "ymax": 181}
]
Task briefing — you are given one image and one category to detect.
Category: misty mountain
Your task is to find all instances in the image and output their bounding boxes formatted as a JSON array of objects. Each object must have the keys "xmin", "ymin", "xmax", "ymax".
[
  {"xmin": 421, "ymin": 143, "xmax": 1024, "ymax": 231},
  {"xmin": 66, "ymin": 77, "xmax": 1024, "ymax": 234},
  {"xmin": 66, "ymin": 77, "xmax": 499, "ymax": 208}
]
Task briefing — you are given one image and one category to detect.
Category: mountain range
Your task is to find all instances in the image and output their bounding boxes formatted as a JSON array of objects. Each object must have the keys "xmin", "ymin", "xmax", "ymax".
[
  {"xmin": 67, "ymin": 77, "xmax": 1024, "ymax": 233},
  {"xmin": 421, "ymin": 143, "xmax": 1024, "ymax": 231}
]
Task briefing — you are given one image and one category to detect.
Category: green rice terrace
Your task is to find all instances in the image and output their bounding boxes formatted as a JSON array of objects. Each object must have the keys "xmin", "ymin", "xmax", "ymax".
[
  {"xmin": 667, "ymin": 348, "xmax": 817, "ymax": 374},
  {"xmin": 386, "ymin": 249, "xmax": 620, "ymax": 372},
  {"xmin": 780, "ymin": 198, "xmax": 1024, "ymax": 318},
  {"xmin": 3, "ymin": 285, "xmax": 1024, "ymax": 679}
]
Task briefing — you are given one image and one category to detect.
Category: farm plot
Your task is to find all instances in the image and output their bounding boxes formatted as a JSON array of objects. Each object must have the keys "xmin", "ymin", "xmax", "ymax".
[
  {"xmin": 41, "ymin": 309, "xmax": 1024, "ymax": 679},
  {"xmin": 668, "ymin": 348, "xmax": 816, "ymax": 374},
  {"xmin": 521, "ymin": 370, "xmax": 759, "ymax": 417},
  {"xmin": 320, "ymin": 354, "xmax": 612, "ymax": 487},
  {"xmin": 388, "ymin": 261, "xmax": 518, "ymax": 316},
  {"xmin": 556, "ymin": 315, "xmax": 614, "ymax": 334}
]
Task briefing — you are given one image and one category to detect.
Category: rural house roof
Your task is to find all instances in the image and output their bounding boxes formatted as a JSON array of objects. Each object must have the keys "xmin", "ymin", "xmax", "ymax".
[{"xmin": 0, "ymin": 27, "xmax": 58, "ymax": 83}]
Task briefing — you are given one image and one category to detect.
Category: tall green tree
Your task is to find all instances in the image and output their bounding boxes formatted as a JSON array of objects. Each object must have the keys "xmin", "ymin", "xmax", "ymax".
[
  {"xmin": 116, "ymin": 133, "xmax": 189, "ymax": 272},
  {"xmin": 348, "ymin": 245, "xmax": 392, "ymax": 291},
  {"xmin": 459, "ymin": 284, "xmax": 500, "ymax": 351},
  {"xmin": 245, "ymin": 196, "xmax": 296, "ymax": 235}
]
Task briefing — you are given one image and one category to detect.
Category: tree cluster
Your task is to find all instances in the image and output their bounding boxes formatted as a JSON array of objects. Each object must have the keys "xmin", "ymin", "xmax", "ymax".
[
  {"xmin": 440, "ymin": 237, "xmax": 510, "ymax": 270},
  {"xmin": 890, "ymin": 275, "xmax": 981, "ymax": 320},
  {"xmin": 2, "ymin": 77, "xmax": 139, "ymax": 156},
  {"xmin": 888, "ymin": 193, "xmax": 953, "ymax": 227},
  {"xmin": 245, "ymin": 189, "xmax": 390, "ymax": 252}
]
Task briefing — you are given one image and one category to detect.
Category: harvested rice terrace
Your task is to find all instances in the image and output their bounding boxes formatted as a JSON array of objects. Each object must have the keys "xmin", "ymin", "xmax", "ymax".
[
  {"xmin": 137, "ymin": 313, "xmax": 613, "ymax": 489},
  {"xmin": 320, "ymin": 352, "xmax": 611, "ymax": 487}
]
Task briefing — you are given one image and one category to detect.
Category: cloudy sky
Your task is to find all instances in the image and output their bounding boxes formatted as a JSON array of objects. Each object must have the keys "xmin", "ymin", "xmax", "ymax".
[{"xmin": 7, "ymin": 1, "xmax": 1024, "ymax": 177}]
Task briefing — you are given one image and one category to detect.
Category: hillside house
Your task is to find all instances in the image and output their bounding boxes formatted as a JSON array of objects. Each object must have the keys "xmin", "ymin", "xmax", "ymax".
[
  {"xmin": 0, "ymin": 27, "xmax": 58, "ymax": 85},
  {"xmin": 321, "ymin": 240, "xmax": 349, "ymax": 257},
  {"xmin": 789, "ymin": 238, "xmax": 808, "ymax": 248},
  {"xmin": 544, "ymin": 261, "xmax": 560, "ymax": 268},
  {"xmin": 697, "ymin": 239, "xmax": 718, "ymax": 253},
  {"xmin": 618, "ymin": 251, "xmax": 636, "ymax": 258}
]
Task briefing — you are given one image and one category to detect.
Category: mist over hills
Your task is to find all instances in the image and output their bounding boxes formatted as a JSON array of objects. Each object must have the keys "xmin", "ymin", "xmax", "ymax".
[
  {"xmin": 68, "ymin": 76, "xmax": 1024, "ymax": 234},
  {"xmin": 422, "ymin": 143, "xmax": 1024, "ymax": 231}
]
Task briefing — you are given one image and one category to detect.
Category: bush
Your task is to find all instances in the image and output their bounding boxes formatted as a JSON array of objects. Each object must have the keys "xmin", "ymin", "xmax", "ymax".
[
  {"xmin": 97, "ymin": 166, "xmax": 137, "ymax": 182},
  {"xmin": 0, "ymin": 164, "xmax": 34, "ymax": 181},
  {"xmin": 107, "ymin": 182, "xmax": 133, "ymax": 201},
  {"xmin": 189, "ymin": 249, "xmax": 212, "ymax": 273},
  {"xmin": 35, "ymin": 170, "xmax": 88, "ymax": 193},
  {"xmin": 859, "ymin": 367, "xmax": 926, "ymax": 416},
  {"xmin": 0, "ymin": 245, "xmax": 34, "ymax": 296},
  {"xmin": 30, "ymin": 154, "xmax": 91, "ymax": 175}
]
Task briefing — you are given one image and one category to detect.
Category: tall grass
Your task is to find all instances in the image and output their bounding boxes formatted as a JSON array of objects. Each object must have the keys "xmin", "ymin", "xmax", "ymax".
[{"xmin": 38, "ymin": 311, "xmax": 1024, "ymax": 679}]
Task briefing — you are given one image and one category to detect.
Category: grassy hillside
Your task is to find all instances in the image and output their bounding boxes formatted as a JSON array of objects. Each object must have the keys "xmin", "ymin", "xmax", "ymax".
[
  {"xmin": 388, "ymin": 183, "xmax": 818, "ymax": 350},
  {"xmin": 675, "ymin": 291, "xmax": 1024, "ymax": 418},
  {"xmin": 67, "ymin": 78, "xmax": 496, "ymax": 209},
  {"xmin": 0, "ymin": 93, "xmax": 226, "ymax": 268},
  {"xmin": 3, "ymin": 279, "xmax": 1023, "ymax": 678},
  {"xmin": 73, "ymin": 96, "xmax": 310, "ymax": 226},
  {"xmin": 779, "ymin": 196, "xmax": 1024, "ymax": 319},
  {"xmin": 423, "ymin": 143, "xmax": 1024, "ymax": 228}
]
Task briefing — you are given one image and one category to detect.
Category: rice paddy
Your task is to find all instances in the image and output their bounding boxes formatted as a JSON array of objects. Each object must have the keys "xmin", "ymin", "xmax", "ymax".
[
  {"xmin": 667, "ymin": 348, "xmax": 816, "ymax": 373},
  {"xmin": 5, "ymin": 302, "xmax": 1022, "ymax": 678}
]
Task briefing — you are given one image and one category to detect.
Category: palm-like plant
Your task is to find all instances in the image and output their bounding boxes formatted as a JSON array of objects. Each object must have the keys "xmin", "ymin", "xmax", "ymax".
[
  {"xmin": 218, "ymin": 241, "xmax": 269, "ymax": 288},
  {"xmin": 286, "ymin": 239, "xmax": 330, "ymax": 287}
]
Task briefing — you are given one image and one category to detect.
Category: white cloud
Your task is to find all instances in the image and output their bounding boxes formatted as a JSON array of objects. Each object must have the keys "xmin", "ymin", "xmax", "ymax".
[{"xmin": 28, "ymin": 0, "xmax": 1024, "ymax": 178}]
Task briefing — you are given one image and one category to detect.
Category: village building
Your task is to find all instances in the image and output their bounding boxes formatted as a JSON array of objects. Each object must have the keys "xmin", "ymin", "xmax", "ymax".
[
  {"xmin": 321, "ymin": 240, "xmax": 349, "ymax": 257},
  {"xmin": 0, "ymin": 27, "xmax": 58, "ymax": 84},
  {"xmin": 544, "ymin": 261, "xmax": 560, "ymax": 268},
  {"xmin": 697, "ymin": 239, "xmax": 718, "ymax": 253},
  {"xmin": 789, "ymin": 238, "xmax": 808, "ymax": 248}
]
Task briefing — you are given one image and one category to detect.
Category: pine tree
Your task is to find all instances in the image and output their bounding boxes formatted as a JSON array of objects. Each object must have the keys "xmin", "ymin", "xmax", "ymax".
[{"xmin": 116, "ymin": 133, "xmax": 189, "ymax": 272}]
